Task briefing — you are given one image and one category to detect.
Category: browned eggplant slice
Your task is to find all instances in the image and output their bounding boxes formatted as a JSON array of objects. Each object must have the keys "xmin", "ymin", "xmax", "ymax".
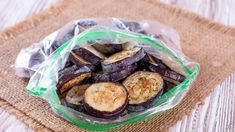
[
  {"xmin": 102, "ymin": 47, "xmax": 145, "ymax": 73},
  {"xmin": 65, "ymin": 84, "xmax": 90, "ymax": 112},
  {"xmin": 123, "ymin": 71, "xmax": 164, "ymax": 112},
  {"xmin": 140, "ymin": 54, "xmax": 185, "ymax": 84},
  {"xmin": 69, "ymin": 52, "xmax": 96, "ymax": 71},
  {"xmin": 57, "ymin": 65, "xmax": 91, "ymax": 94},
  {"xmin": 140, "ymin": 53, "xmax": 168, "ymax": 69},
  {"xmin": 73, "ymin": 46, "xmax": 106, "ymax": 65},
  {"xmin": 92, "ymin": 63, "xmax": 137, "ymax": 82},
  {"xmin": 84, "ymin": 82, "xmax": 128, "ymax": 118},
  {"xmin": 92, "ymin": 43, "xmax": 122, "ymax": 56}
]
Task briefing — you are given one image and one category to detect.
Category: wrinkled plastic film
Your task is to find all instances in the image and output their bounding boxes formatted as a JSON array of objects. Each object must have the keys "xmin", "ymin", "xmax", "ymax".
[{"xmin": 13, "ymin": 18, "xmax": 200, "ymax": 130}]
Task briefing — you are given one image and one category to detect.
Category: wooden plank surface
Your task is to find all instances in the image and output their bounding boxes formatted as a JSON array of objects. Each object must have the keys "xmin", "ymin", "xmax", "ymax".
[{"xmin": 0, "ymin": 0, "xmax": 235, "ymax": 132}]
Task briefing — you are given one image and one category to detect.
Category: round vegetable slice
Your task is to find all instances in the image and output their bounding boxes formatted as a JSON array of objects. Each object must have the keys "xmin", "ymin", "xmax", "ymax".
[
  {"xmin": 84, "ymin": 82, "xmax": 128, "ymax": 118},
  {"xmin": 69, "ymin": 52, "xmax": 96, "ymax": 71},
  {"xmin": 57, "ymin": 65, "xmax": 91, "ymax": 94},
  {"xmin": 92, "ymin": 63, "xmax": 137, "ymax": 82},
  {"xmin": 123, "ymin": 71, "xmax": 164, "ymax": 112},
  {"xmin": 92, "ymin": 43, "xmax": 122, "ymax": 56},
  {"xmin": 73, "ymin": 45, "xmax": 106, "ymax": 65},
  {"xmin": 65, "ymin": 84, "xmax": 90, "ymax": 112},
  {"xmin": 102, "ymin": 47, "xmax": 145, "ymax": 73},
  {"xmin": 140, "ymin": 54, "xmax": 185, "ymax": 84}
]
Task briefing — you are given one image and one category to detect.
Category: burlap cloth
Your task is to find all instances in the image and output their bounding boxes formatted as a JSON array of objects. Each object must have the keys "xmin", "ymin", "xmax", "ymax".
[{"xmin": 0, "ymin": 0, "xmax": 235, "ymax": 131}]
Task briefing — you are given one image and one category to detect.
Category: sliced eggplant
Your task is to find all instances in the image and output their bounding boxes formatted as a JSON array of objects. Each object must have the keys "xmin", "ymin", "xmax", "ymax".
[
  {"xmin": 57, "ymin": 65, "xmax": 91, "ymax": 94},
  {"xmin": 73, "ymin": 45, "xmax": 106, "ymax": 65},
  {"xmin": 140, "ymin": 53, "xmax": 168, "ymax": 69},
  {"xmin": 84, "ymin": 82, "xmax": 128, "ymax": 118},
  {"xmin": 163, "ymin": 81, "xmax": 176, "ymax": 93},
  {"xmin": 122, "ymin": 42, "xmax": 136, "ymax": 50},
  {"xmin": 92, "ymin": 43, "xmax": 122, "ymax": 56},
  {"xmin": 140, "ymin": 54, "xmax": 185, "ymax": 84},
  {"xmin": 28, "ymin": 48, "xmax": 45, "ymax": 68},
  {"xmin": 102, "ymin": 47, "xmax": 145, "ymax": 73},
  {"xmin": 69, "ymin": 52, "xmax": 96, "ymax": 71},
  {"xmin": 123, "ymin": 71, "xmax": 164, "ymax": 112},
  {"xmin": 92, "ymin": 63, "xmax": 137, "ymax": 82},
  {"xmin": 47, "ymin": 30, "xmax": 75, "ymax": 55},
  {"xmin": 115, "ymin": 20, "xmax": 144, "ymax": 33},
  {"xmin": 77, "ymin": 20, "xmax": 97, "ymax": 28},
  {"xmin": 65, "ymin": 84, "xmax": 90, "ymax": 112}
]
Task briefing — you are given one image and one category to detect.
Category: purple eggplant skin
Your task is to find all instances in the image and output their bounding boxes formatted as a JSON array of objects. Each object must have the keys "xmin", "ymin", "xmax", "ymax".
[
  {"xmin": 102, "ymin": 47, "xmax": 146, "ymax": 73},
  {"xmin": 56, "ymin": 65, "xmax": 91, "ymax": 94},
  {"xmin": 47, "ymin": 30, "xmax": 74, "ymax": 55},
  {"xmin": 69, "ymin": 52, "xmax": 96, "ymax": 71},
  {"xmin": 73, "ymin": 46, "xmax": 105, "ymax": 66},
  {"xmin": 127, "ymin": 88, "xmax": 163, "ymax": 112},
  {"xmin": 65, "ymin": 101, "xmax": 86, "ymax": 112},
  {"xmin": 64, "ymin": 84, "xmax": 90, "ymax": 112},
  {"xmin": 92, "ymin": 63, "xmax": 137, "ymax": 82},
  {"xmin": 148, "ymin": 66, "xmax": 185, "ymax": 84},
  {"xmin": 92, "ymin": 43, "xmax": 122, "ymax": 56},
  {"xmin": 77, "ymin": 20, "xmax": 97, "ymax": 28},
  {"xmin": 84, "ymin": 83, "xmax": 128, "ymax": 119},
  {"xmin": 140, "ymin": 54, "xmax": 168, "ymax": 69},
  {"xmin": 115, "ymin": 20, "xmax": 144, "ymax": 33},
  {"xmin": 140, "ymin": 54, "xmax": 185, "ymax": 84},
  {"xmin": 28, "ymin": 48, "xmax": 45, "ymax": 68},
  {"xmin": 84, "ymin": 99, "xmax": 128, "ymax": 119},
  {"xmin": 163, "ymin": 81, "xmax": 176, "ymax": 94}
]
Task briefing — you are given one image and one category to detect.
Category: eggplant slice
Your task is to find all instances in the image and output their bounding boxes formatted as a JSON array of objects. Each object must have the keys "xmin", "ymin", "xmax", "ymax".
[
  {"xmin": 102, "ymin": 47, "xmax": 145, "ymax": 73},
  {"xmin": 92, "ymin": 43, "xmax": 122, "ymax": 56},
  {"xmin": 65, "ymin": 84, "xmax": 90, "ymax": 112},
  {"xmin": 163, "ymin": 81, "xmax": 176, "ymax": 94},
  {"xmin": 69, "ymin": 52, "xmax": 96, "ymax": 71},
  {"xmin": 73, "ymin": 45, "xmax": 106, "ymax": 65},
  {"xmin": 84, "ymin": 82, "xmax": 128, "ymax": 118},
  {"xmin": 57, "ymin": 65, "xmax": 91, "ymax": 94},
  {"xmin": 92, "ymin": 63, "xmax": 137, "ymax": 82},
  {"xmin": 140, "ymin": 53, "xmax": 185, "ymax": 84},
  {"xmin": 115, "ymin": 20, "xmax": 145, "ymax": 33},
  {"xmin": 123, "ymin": 71, "xmax": 164, "ymax": 112}
]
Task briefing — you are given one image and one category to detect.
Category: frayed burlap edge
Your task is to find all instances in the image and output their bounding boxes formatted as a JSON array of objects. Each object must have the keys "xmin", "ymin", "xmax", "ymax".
[
  {"xmin": 0, "ymin": 0, "xmax": 234, "ymax": 131},
  {"xmin": 0, "ymin": 99, "xmax": 52, "ymax": 131}
]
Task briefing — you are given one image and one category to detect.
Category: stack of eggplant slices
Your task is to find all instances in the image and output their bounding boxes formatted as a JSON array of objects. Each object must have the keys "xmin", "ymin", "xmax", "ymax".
[{"xmin": 57, "ymin": 43, "xmax": 185, "ymax": 119}]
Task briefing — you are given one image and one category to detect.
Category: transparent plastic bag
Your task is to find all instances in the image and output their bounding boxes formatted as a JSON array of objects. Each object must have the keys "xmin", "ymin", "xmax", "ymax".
[{"xmin": 13, "ymin": 18, "xmax": 200, "ymax": 130}]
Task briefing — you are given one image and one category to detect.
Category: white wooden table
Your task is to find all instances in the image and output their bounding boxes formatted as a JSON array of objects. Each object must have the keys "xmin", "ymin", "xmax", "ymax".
[{"xmin": 0, "ymin": 0, "xmax": 234, "ymax": 131}]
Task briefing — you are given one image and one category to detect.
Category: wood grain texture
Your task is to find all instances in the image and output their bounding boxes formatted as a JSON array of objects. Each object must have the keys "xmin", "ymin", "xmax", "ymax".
[
  {"xmin": 161, "ymin": 1, "xmax": 235, "ymax": 132},
  {"xmin": 0, "ymin": 0, "xmax": 235, "ymax": 132},
  {"xmin": 0, "ymin": 0, "xmax": 58, "ymax": 30}
]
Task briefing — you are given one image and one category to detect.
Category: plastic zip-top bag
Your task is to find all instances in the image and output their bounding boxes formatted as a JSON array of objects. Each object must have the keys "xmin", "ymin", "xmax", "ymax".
[{"xmin": 13, "ymin": 18, "xmax": 200, "ymax": 130}]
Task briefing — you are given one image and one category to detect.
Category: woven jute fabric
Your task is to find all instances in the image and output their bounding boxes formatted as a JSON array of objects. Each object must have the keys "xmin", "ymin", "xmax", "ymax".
[{"xmin": 0, "ymin": 0, "xmax": 235, "ymax": 131}]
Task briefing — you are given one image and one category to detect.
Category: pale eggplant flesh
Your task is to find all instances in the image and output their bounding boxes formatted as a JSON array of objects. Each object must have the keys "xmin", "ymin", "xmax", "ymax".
[
  {"xmin": 84, "ymin": 82, "xmax": 128, "ymax": 118},
  {"xmin": 92, "ymin": 63, "xmax": 137, "ymax": 82},
  {"xmin": 102, "ymin": 47, "xmax": 145, "ymax": 73},
  {"xmin": 123, "ymin": 71, "xmax": 164, "ymax": 112},
  {"xmin": 73, "ymin": 45, "xmax": 106, "ymax": 66},
  {"xmin": 65, "ymin": 84, "xmax": 90, "ymax": 112},
  {"xmin": 57, "ymin": 65, "xmax": 91, "ymax": 94},
  {"xmin": 69, "ymin": 52, "xmax": 96, "ymax": 71},
  {"xmin": 92, "ymin": 43, "xmax": 122, "ymax": 56}
]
